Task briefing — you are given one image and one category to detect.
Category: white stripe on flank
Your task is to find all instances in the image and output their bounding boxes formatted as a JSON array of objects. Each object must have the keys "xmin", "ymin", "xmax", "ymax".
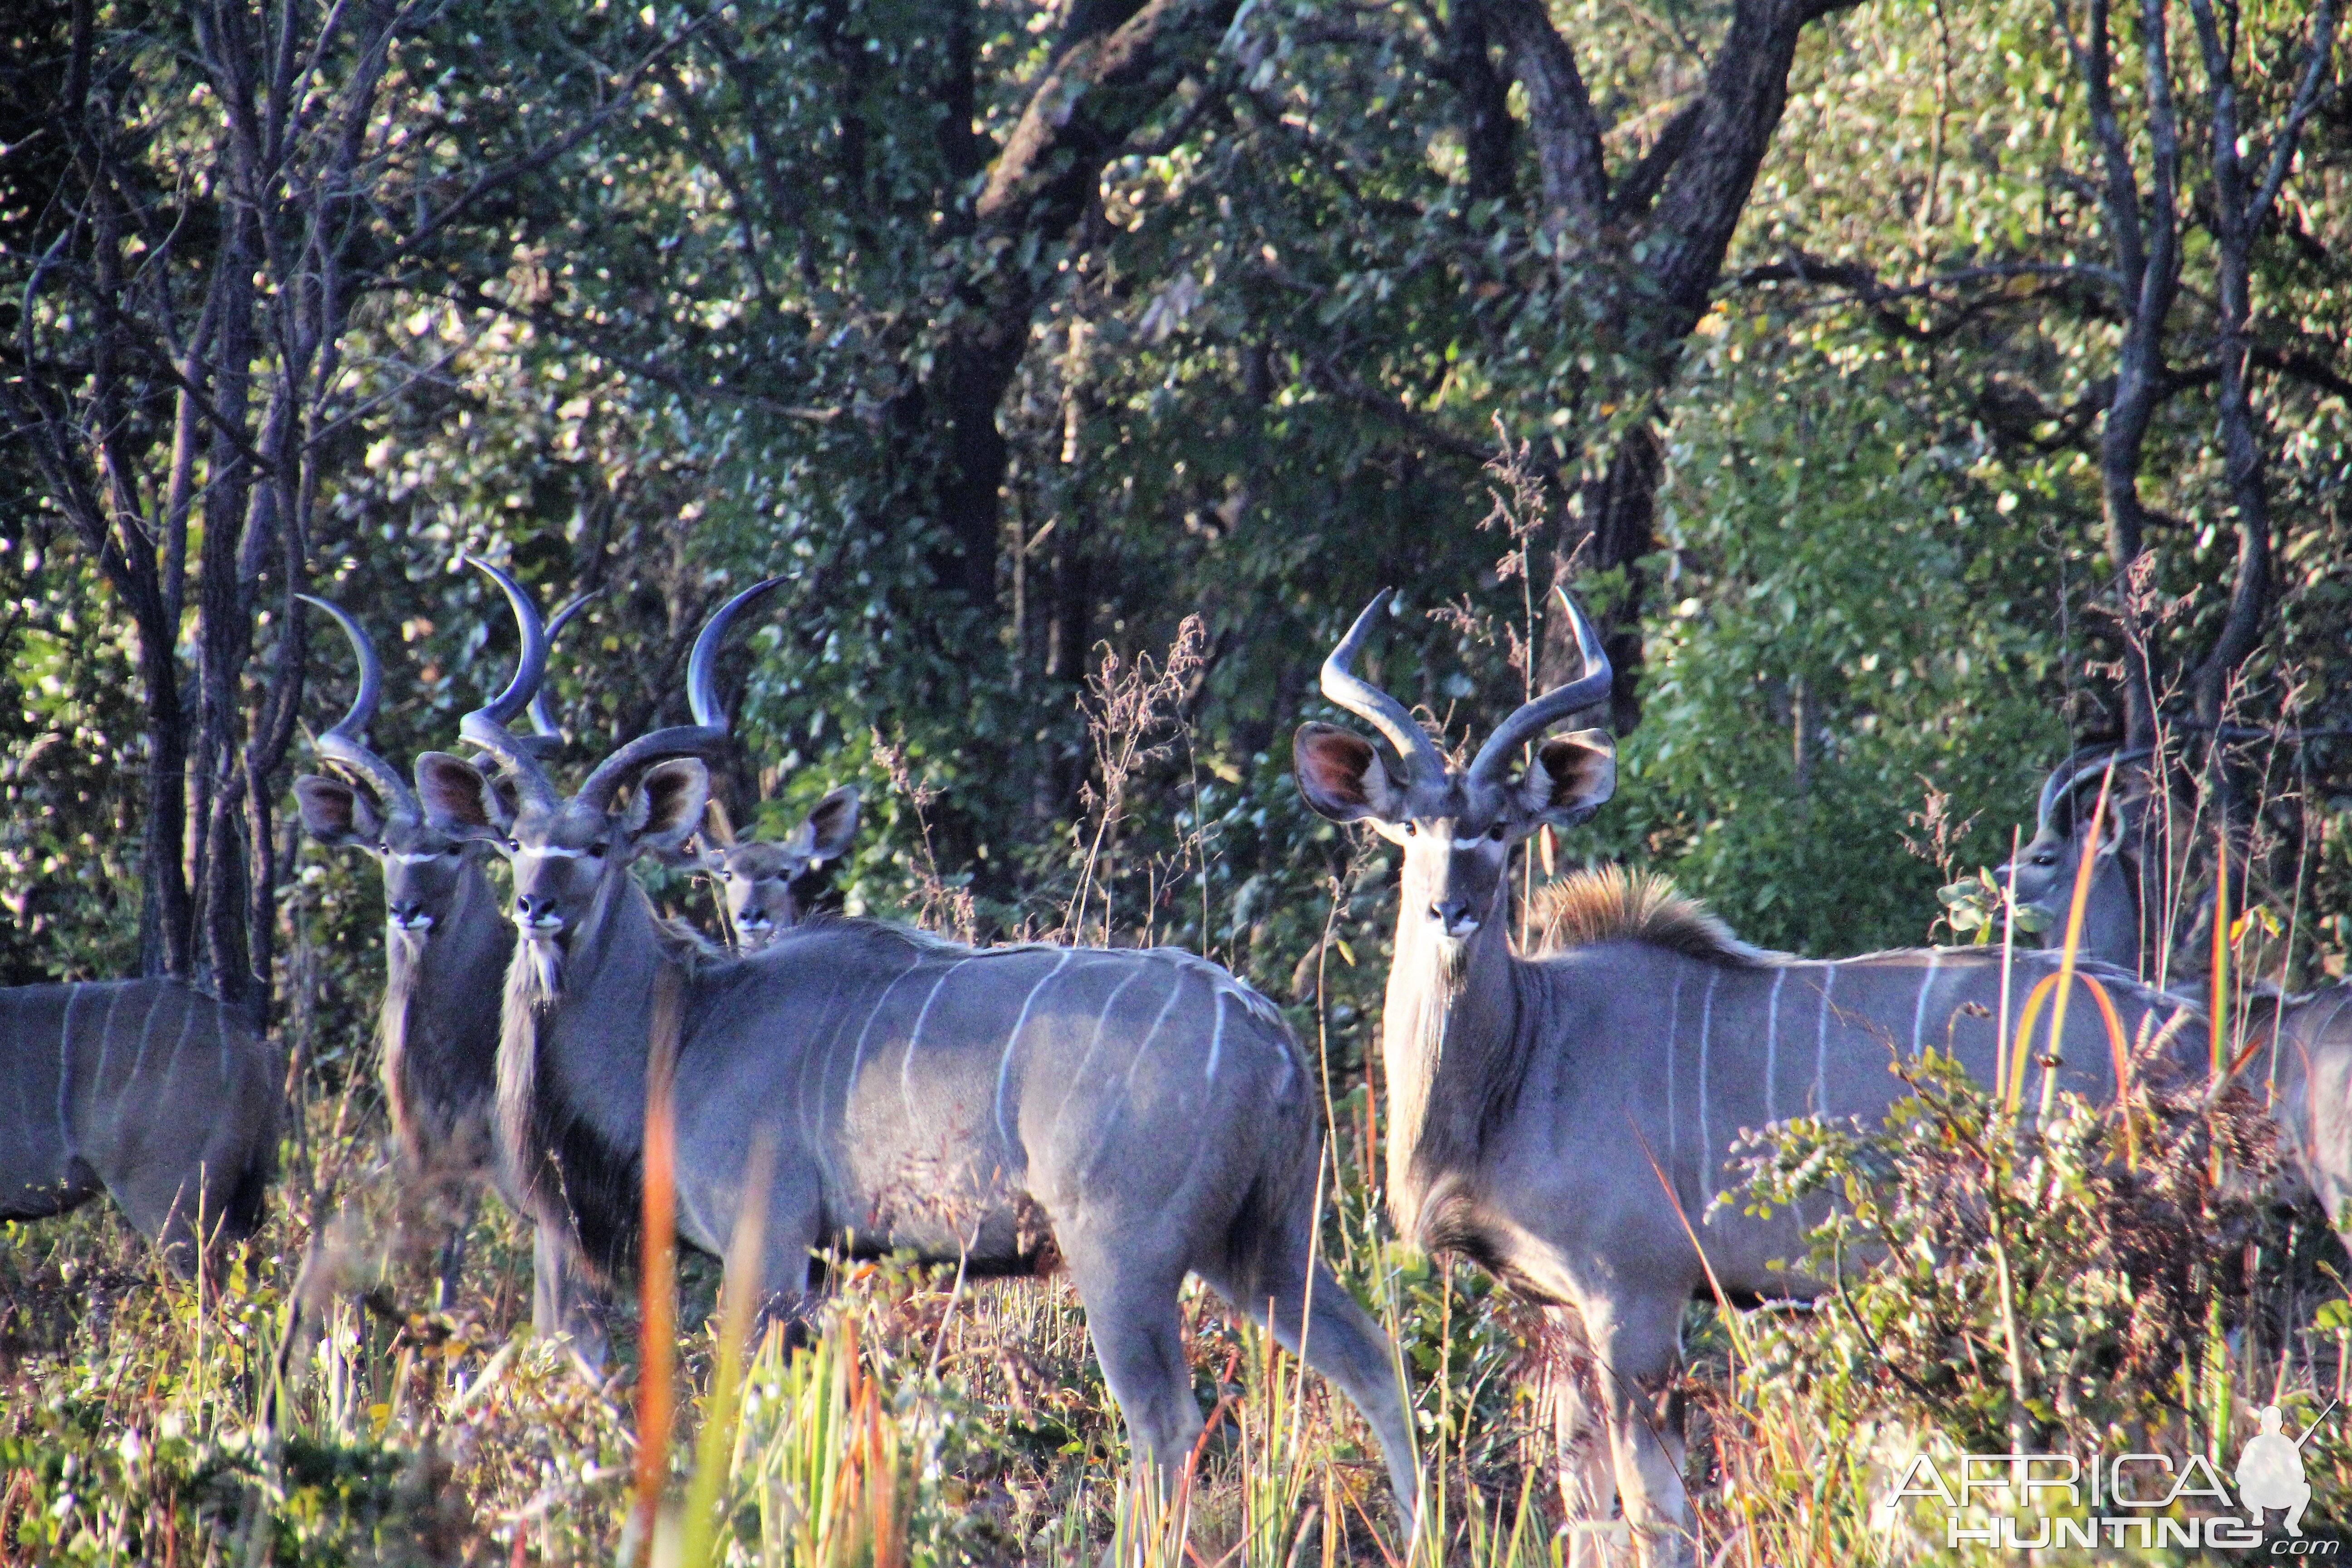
[
  {"xmin": 1054, "ymin": 965, "xmax": 1150, "ymax": 1138},
  {"xmin": 900, "ymin": 958, "xmax": 971, "ymax": 1124},
  {"xmin": 995, "ymin": 951, "xmax": 1078, "ymax": 1152},
  {"xmin": 1815, "ymin": 965, "xmax": 1837, "ymax": 1119},
  {"xmin": 1664, "ymin": 971, "xmax": 1684, "ymax": 1179},
  {"xmin": 129, "ymin": 988, "xmax": 163, "ymax": 1085},
  {"xmin": 1910, "ymin": 950, "xmax": 1943, "ymax": 1058},
  {"xmin": 847, "ymin": 954, "xmax": 927, "ymax": 1088},
  {"xmin": 1698, "ymin": 971, "xmax": 1719, "ymax": 1186},
  {"xmin": 92, "ymin": 985, "xmax": 123, "ymax": 1089},
  {"xmin": 1765, "ymin": 969, "xmax": 1786, "ymax": 1125},
  {"xmin": 1204, "ymin": 991, "xmax": 1228, "ymax": 1082},
  {"xmin": 57, "ymin": 984, "xmax": 83, "ymax": 1152}
]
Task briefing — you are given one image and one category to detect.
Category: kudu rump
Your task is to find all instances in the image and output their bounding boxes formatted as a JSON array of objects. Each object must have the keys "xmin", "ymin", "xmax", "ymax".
[
  {"xmin": 1294, "ymin": 592, "xmax": 2201, "ymax": 1564},
  {"xmin": 0, "ymin": 978, "xmax": 278, "ymax": 1279},
  {"xmin": 2001, "ymin": 748, "xmax": 2352, "ymax": 1228},
  {"xmin": 291, "ymin": 570, "xmax": 607, "ymax": 1356},
  {"xmin": 416, "ymin": 582, "xmax": 1421, "ymax": 1504}
]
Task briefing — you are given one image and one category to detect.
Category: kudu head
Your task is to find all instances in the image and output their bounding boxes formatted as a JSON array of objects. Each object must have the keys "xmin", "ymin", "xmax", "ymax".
[
  {"xmin": 414, "ymin": 576, "xmax": 787, "ymax": 985},
  {"xmin": 293, "ymin": 568, "xmax": 590, "ymax": 945},
  {"xmin": 1994, "ymin": 746, "xmax": 2160, "ymax": 965},
  {"xmin": 694, "ymin": 787, "xmax": 861, "ymax": 947},
  {"xmin": 1293, "ymin": 588, "xmax": 1617, "ymax": 949}
]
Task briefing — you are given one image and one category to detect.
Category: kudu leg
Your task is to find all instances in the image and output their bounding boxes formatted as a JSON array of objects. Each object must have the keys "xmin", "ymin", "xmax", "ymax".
[
  {"xmin": 1062, "ymin": 1240, "xmax": 1204, "ymax": 1492},
  {"xmin": 531, "ymin": 1223, "xmax": 609, "ymax": 1377},
  {"xmin": 1541, "ymin": 1304, "xmax": 1627, "ymax": 1568},
  {"xmin": 1582, "ymin": 1289, "xmax": 1694, "ymax": 1568},
  {"xmin": 1199, "ymin": 1245, "xmax": 1421, "ymax": 1522}
]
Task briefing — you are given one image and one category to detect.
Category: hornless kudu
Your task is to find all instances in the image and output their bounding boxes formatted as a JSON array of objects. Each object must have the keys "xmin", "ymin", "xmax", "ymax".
[
  {"xmin": 1998, "ymin": 750, "xmax": 2352, "ymax": 1228},
  {"xmin": 414, "ymin": 582, "xmax": 1421, "ymax": 1508},
  {"xmin": 290, "ymin": 569, "xmax": 607, "ymax": 1358},
  {"xmin": 0, "ymin": 978, "xmax": 278, "ymax": 1279},
  {"xmin": 1293, "ymin": 591, "xmax": 2205, "ymax": 1565},
  {"xmin": 688, "ymin": 789, "xmax": 861, "ymax": 952}
]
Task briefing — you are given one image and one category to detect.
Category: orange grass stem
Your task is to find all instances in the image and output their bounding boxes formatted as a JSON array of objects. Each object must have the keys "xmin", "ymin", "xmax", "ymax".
[{"xmin": 631, "ymin": 968, "xmax": 684, "ymax": 1563}]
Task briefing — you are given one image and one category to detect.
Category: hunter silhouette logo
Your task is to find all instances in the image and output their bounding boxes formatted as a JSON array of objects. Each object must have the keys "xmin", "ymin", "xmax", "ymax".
[
  {"xmin": 1883, "ymin": 1400, "xmax": 2340, "ymax": 1552},
  {"xmin": 2238, "ymin": 1403, "xmax": 2329, "ymax": 1537}
]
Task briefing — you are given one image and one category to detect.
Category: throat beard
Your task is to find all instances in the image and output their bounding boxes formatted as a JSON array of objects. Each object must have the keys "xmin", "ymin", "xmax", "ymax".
[{"xmin": 518, "ymin": 935, "xmax": 564, "ymax": 1009}]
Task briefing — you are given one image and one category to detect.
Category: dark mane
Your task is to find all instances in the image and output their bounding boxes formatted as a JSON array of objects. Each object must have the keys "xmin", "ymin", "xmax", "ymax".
[{"xmin": 1527, "ymin": 866, "xmax": 1778, "ymax": 968}]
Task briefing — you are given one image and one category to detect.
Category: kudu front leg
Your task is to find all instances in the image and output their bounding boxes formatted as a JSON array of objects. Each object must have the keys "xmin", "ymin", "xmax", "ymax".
[
  {"xmin": 531, "ymin": 1223, "xmax": 610, "ymax": 1378},
  {"xmin": 1541, "ymin": 1305, "xmax": 1628, "ymax": 1568},
  {"xmin": 1583, "ymin": 1291, "xmax": 1695, "ymax": 1568}
]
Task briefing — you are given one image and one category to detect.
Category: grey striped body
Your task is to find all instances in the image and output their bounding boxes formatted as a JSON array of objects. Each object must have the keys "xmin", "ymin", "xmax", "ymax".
[
  {"xmin": 0, "ymin": 979, "xmax": 278, "ymax": 1275},
  {"xmin": 1423, "ymin": 940, "xmax": 2196, "ymax": 1305},
  {"xmin": 2269, "ymin": 985, "xmax": 2352, "ymax": 1227},
  {"xmin": 504, "ymin": 870, "xmax": 1419, "ymax": 1504}
]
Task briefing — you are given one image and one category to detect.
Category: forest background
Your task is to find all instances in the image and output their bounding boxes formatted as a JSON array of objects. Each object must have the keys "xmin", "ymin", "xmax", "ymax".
[{"xmin": 1, "ymin": 0, "xmax": 2349, "ymax": 1558}]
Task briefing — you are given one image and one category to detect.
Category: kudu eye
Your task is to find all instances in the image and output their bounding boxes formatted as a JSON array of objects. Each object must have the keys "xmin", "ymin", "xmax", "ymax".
[
  {"xmin": 1404, "ymin": 822, "xmax": 1418, "ymax": 837},
  {"xmin": 1486, "ymin": 822, "xmax": 1508, "ymax": 842},
  {"xmin": 505, "ymin": 836, "xmax": 520, "ymax": 853}
]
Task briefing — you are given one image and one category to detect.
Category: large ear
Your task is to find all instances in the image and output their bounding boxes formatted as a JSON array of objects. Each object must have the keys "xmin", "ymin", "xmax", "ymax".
[
  {"xmin": 621, "ymin": 759, "xmax": 710, "ymax": 858},
  {"xmin": 803, "ymin": 785, "xmax": 861, "ymax": 864},
  {"xmin": 293, "ymin": 775, "xmax": 383, "ymax": 848},
  {"xmin": 1293, "ymin": 723, "xmax": 1410, "ymax": 823},
  {"xmin": 415, "ymin": 753, "xmax": 503, "ymax": 838},
  {"xmin": 1513, "ymin": 729, "xmax": 1616, "ymax": 830}
]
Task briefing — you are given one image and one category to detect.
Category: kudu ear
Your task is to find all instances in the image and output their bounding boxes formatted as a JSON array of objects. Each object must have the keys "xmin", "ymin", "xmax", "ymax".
[
  {"xmin": 293, "ymin": 775, "xmax": 383, "ymax": 848},
  {"xmin": 414, "ymin": 753, "xmax": 503, "ymax": 838},
  {"xmin": 803, "ymin": 786, "xmax": 861, "ymax": 864},
  {"xmin": 1293, "ymin": 724, "xmax": 1410, "ymax": 823},
  {"xmin": 1514, "ymin": 729, "xmax": 1616, "ymax": 830},
  {"xmin": 621, "ymin": 759, "xmax": 710, "ymax": 858}
]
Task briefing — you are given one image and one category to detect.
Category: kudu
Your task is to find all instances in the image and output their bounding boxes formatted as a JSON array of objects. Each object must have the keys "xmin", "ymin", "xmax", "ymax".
[
  {"xmin": 291, "ymin": 568, "xmax": 607, "ymax": 1358},
  {"xmin": 1294, "ymin": 591, "xmax": 2204, "ymax": 1565},
  {"xmin": 0, "ymin": 977, "xmax": 278, "ymax": 1280},
  {"xmin": 690, "ymin": 790, "xmax": 861, "ymax": 951},
  {"xmin": 412, "ymin": 582, "xmax": 1421, "ymax": 1508},
  {"xmin": 1998, "ymin": 749, "xmax": 2352, "ymax": 1229}
]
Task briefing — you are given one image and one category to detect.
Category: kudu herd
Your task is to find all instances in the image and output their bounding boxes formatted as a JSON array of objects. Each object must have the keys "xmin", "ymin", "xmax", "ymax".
[
  {"xmin": 16, "ymin": 549, "xmax": 2352, "ymax": 1557},
  {"xmin": 407, "ymin": 578, "xmax": 1421, "ymax": 1504}
]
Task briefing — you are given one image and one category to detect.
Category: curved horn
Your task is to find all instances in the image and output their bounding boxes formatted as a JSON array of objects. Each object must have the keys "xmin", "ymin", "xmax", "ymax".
[
  {"xmin": 297, "ymin": 594, "xmax": 418, "ymax": 815},
  {"xmin": 457, "ymin": 555, "xmax": 561, "ymax": 808},
  {"xmin": 2033, "ymin": 749, "xmax": 2097, "ymax": 832},
  {"xmin": 1320, "ymin": 591, "xmax": 1448, "ymax": 783},
  {"xmin": 576, "ymin": 575, "xmax": 788, "ymax": 813},
  {"xmin": 1466, "ymin": 586, "xmax": 1615, "ymax": 786},
  {"xmin": 2055, "ymin": 746, "xmax": 2155, "ymax": 823},
  {"xmin": 688, "ymin": 577, "xmax": 790, "ymax": 728},
  {"xmin": 526, "ymin": 588, "xmax": 604, "ymax": 742}
]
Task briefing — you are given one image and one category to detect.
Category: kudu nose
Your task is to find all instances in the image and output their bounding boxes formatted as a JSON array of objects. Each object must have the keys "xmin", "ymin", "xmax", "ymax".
[
  {"xmin": 1429, "ymin": 898, "xmax": 1480, "ymax": 937},
  {"xmin": 388, "ymin": 900, "xmax": 426, "ymax": 927},
  {"xmin": 515, "ymin": 893, "xmax": 559, "ymax": 928}
]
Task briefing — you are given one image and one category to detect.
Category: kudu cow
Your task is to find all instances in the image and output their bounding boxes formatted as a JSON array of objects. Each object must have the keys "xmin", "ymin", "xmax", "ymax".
[
  {"xmin": 1, "ymin": 978, "xmax": 278, "ymax": 1280},
  {"xmin": 1294, "ymin": 591, "xmax": 2204, "ymax": 1565},
  {"xmin": 1999, "ymin": 749, "xmax": 2352, "ymax": 1229},
  {"xmin": 290, "ymin": 569, "xmax": 606, "ymax": 1358},
  {"xmin": 410, "ymin": 581, "xmax": 1420, "ymax": 1507},
  {"xmin": 690, "ymin": 791, "xmax": 861, "ymax": 951}
]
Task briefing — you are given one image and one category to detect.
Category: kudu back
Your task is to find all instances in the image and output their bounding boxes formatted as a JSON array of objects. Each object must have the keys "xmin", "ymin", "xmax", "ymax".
[
  {"xmin": 0, "ymin": 976, "xmax": 277, "ymax": 1279},
  {"xmin": 415, "ymin": 580, "xmax": 1420, "ymax": 1509},
  {"xmin": 1999, "ymin": 746, "xmax": 2352, "ymax": 1229},
  {"xmin": 1294, "ymin": 589, "xmax": 2207, "ymax": 1565},
  {"xmin": 290, "ymin": 569, "xmax": 607, "ymax": 1357}
]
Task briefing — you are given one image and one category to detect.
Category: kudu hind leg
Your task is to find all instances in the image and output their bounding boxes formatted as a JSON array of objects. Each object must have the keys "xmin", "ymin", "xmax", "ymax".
[
  {"xmin": 532, "ymin": 1223, "xmax": 610, "ymax": 1377},
  {"xmin": 1200, "ymin": 1248, "xmax": 1421, "ymax": 1521},
  {"xmin": 1063, "ymin": 1240, "xmax": 1204, "ymax": 1492}
]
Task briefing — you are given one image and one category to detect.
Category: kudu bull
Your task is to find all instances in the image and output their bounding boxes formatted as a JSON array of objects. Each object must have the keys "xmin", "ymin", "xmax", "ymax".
[
  {"xmin": 0, "ymin": 978, "xmax": 278, "ymax": 1279},
  {"xmin": 291, "ymin": 569, "xmax": 606, "ymax": 1357},
  {"xmin": 1294, "ymin": 592, "xmax": 2203, "ymax": 1565},
  {"xmin": 413, "ymin": 581, "xmax": 1421, "ymax": 1506},
  {"xmin": 2000, "ymin": 748, "xmax": 2352, "ymax": 1228}
]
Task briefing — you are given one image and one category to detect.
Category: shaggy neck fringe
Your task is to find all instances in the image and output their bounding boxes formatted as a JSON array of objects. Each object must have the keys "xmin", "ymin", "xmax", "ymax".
[
  {"xmin": 377, "ymin": 925, "xmax": 430, "ymax": 1166},
  {"xmin": 1527, "ymin": 866, "xmax": 1776, "ymax": 967}
]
